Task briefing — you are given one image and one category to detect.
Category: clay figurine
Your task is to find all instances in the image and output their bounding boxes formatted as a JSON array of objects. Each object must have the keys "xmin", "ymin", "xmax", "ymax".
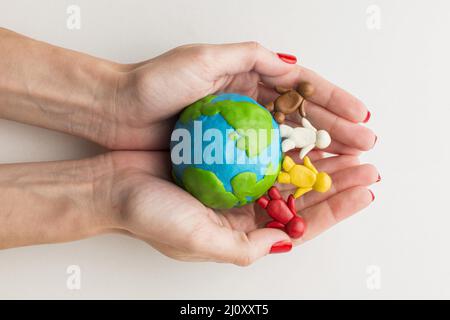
[
  {"xmin": 257, "ymin": 186, "xmax": 306, "ymax": 239},
  {"xmin": 264, "ymin": 82, "xmax": 314, "ymax": 124},
  {"xmin": 280, "ymin": 118, "xmax": 331, "ymax": 159},
  {"xmin": 277, "ymin": 156, "xmax": 332, "ymax": 199}
]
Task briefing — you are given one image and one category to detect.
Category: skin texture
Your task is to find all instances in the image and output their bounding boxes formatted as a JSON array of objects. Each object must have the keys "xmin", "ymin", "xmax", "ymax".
[{"xmin": 0, "ymin": 28, "xmax": 378, "ymax": 265}]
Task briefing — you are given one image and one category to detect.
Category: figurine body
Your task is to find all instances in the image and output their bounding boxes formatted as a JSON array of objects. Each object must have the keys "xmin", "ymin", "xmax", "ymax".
[
  {"xmin": 278, "ymin": 156, "xmax": 332, "ymax": 198},
  {"xmin": 257, "ymin": 186, "xmax": 306, "ymax": 239},
  {"xmin": 280, "ymin": 118, "xmax": 331, "ymax": 159},
  {"xmin": 264, "ymin": 82, "xmax": 314, "ymax": 124}
]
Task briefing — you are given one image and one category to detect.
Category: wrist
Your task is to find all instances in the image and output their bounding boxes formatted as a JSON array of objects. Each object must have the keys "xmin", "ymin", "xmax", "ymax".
[
  {"xmin": 87, "ymin": 62, "xmax": 145, "ymax": 149},
  {"xmin": 88, "ymin": 152, "xmax": 135, "ymax": 232},
  {"xmin": 66, "ymin": 59, "xmax": 127, "ymax": 149},
  {"xmin": 0, "ymin": 28, "xmax": 133, "ymax": 149},
  {"xmin": 0, "ymin": 158, "xmax": 117, "ymax": 248}
]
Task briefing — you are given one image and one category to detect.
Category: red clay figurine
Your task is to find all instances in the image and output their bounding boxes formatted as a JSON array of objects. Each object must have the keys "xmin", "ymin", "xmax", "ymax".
[{"xmin": 257, "ymin": 186, "xmax": 306, "ymax": 239}]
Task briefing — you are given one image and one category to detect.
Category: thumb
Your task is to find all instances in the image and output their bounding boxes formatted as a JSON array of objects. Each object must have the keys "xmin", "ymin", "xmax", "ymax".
[
  {"xmin": 197, "ymin": 225, "xmax": 292, "ymax": 266},
  {"xmin": 201, "ymin": 42, "xmax": 297, "ymax": 79}
]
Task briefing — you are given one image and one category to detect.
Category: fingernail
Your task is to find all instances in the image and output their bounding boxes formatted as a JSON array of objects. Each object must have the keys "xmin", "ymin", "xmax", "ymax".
[
  {"xmin": 373, "ymin": 135, "xmax": 378, "ymax": 147},
  {"xmin": 277, "ymin": 53, "xmax": 297, "ymax": 64},
  {"xmin": 270, "ymin": 240, "xmax": 292, "ymax": 254},
  {"xmin": 363, "ymin": 110, "xmax": 371, "ymax": 123},
  {"xmin": 376, "ymin": 174, "xmax": 381, "ymax": 182},
  {"xmin": 369, "ymin": 189, "xmax": 375, "ymax": 202}
]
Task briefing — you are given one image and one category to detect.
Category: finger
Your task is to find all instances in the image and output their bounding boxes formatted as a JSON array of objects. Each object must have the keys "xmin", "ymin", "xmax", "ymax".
[
  {"xmin": 193, "ymin": 224, "xmax": 291, "ymax": 266},
  {"xmin": 222, "ymin": 71, "xmax": 260, "ymax": 99},
  {"xmin": 304, "ymin": 100, "xmax": 376, "ymax": 151},
  {"xmin": 306, "ymin": 150, "xmax": 325, "ymax": 161},
  {"xmin": 257, "ymin": 84, "xmax": 279, "ymax": 106},
  {"xmin": 283, "ymin": 120, "xmax": 364, "ymax": 156},
  {"xmin": 284, "ymin": 149, "xmax": 325, "ymax": 163},
  {"xmin": 207, "ymin": 42, "xmax": 296, "ymax": 79},
  {"xmin": 276, "ymin": 155, "xmax": 360, "ymax": 193},
  {"xmin": 322, "ymin": 140, "xmax": 362, "ymax": 156},
  {"xmin": 283, "ymin": 153, "xmax": 360, "ymax": 174},
  {"xmin": 261, "ymin": 65, "xmax": 369, "ymax": 123},
  {"xmin": 296, "ymin": 164, "xmax": 379, "ymax": 210},
  {"xmin": 249, "ymin": 156, "xmax": 364, "ymax": 233},
  {"xmin": 112, "ymin": 230, "xmax": 199, "ymax": 263},
  {"xmin": 255, "ymin": 94, "xmax": 362, "ymax": 157},
  {"xmin": 313, "ymin": 155, "xmax": 361, "ymax": 173},
  {"xmin": 298, "ymin": 186, "xmax": 374, "ymax": 243},
  {"xmin": 280, "ymin": 110, "xmax": 371, "ymax": 154}
]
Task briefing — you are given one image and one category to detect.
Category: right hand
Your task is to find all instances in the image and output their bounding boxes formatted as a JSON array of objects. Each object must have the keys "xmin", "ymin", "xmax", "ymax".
[{"xmin": 96, "ymin": 151, "xmax": 378, "ymax": 266}]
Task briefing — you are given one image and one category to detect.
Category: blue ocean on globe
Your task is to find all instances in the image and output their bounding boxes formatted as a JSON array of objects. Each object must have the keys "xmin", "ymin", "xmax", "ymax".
[{"xmin": 170, "ymin": 93, "xmax": 282, "ymax": 209}]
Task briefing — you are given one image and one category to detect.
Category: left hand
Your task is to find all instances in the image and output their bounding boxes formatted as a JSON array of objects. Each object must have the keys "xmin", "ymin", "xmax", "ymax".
[
  {"xmin": 97, "ymin": 150, "xmax": 378, "ymax": 265},
  {"xmin": 108, "ymin": 42, "xmax": 376, "ymax": 153}
]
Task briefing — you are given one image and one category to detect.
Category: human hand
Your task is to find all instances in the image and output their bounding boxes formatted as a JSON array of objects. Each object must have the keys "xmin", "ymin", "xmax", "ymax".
[
  {"xmin": 0, "ymin": 31, "xmax": 379, "ymax": 264},
  {"xmin": 0, "ymin": 30, "xmax": 376, "ymax": 153},
  {"xmin": 110, "ymin": 42, "xmax": 377, "ymax": 152},
  {"xmin": 99, "ymin": 151, "xmax": 378, "ymax": 265}
]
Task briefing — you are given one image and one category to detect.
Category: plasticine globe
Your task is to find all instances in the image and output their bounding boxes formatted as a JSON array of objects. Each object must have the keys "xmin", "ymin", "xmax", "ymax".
[{"xmin": 170, "ymin": 93, "xmax": 282, "ymax": 209}]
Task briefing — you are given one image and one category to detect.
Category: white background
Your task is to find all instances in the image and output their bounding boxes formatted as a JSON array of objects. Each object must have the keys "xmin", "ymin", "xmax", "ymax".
[{"xmin": 0, "ymin": 0, "xmax": 449, "ymax": 299}]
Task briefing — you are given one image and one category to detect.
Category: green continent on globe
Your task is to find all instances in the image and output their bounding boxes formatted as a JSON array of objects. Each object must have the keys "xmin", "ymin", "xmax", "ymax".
[
  {"xmin": 181, "ymin": 167, "xmax": 238, "ymax": 209},
  {"xmin": 180, "ymin": 164, "xmax": 280, "ymax": 209},
  {"xmin": 179, "ymin": 95, "xmax": 274, "ymax": 157},
  {"xmin": 179, "ymin": 95, "xmax": 216, "ymax": 124},
  {"xmin": 230, "ymin": 163, "xmax": 280, "ymax": 206}
]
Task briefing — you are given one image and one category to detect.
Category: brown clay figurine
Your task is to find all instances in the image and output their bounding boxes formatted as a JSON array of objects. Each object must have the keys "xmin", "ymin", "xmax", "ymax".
[{"xmin": 264, "ymin": 82, "xmax": 314, "ymax": 124}]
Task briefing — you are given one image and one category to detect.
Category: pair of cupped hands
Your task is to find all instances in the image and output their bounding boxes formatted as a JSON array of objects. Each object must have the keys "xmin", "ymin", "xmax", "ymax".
[{"xmin": 97, "ymin": 42, "xmax": 378, "ymax": 266}]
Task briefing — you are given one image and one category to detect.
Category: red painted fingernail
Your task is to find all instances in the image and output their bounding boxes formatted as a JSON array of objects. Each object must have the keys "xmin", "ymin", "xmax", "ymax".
[
  {"xmin": 270, "ymin": 240, "xmax": 292, "ymax": 254},
  {"xmin": 277, "ymin": 53, "xmax": 297, "ymax": 64},
  {"xmin": 363, "ymin": 111, "xmax": 371, "ymax": 123},
  {"xmin": 369, "ymin": 189, "xmax": 375, "ymax": 202},
  {"xmin": 376, "ymin": 174, "xmax": 381, "ymax": 182}
]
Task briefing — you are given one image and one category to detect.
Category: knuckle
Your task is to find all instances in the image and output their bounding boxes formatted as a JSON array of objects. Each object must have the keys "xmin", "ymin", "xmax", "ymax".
[
  {"xmin": 173, "ymin": 44, "xmax": 189, "ymax": 52},
  {"xmin": 171, "ymin": 44, "xmax": 213, "ymax": 64},
  {"xmin": 244, "ymin": 41, "xmax": 261, "ymax": 52},
  {"xmin": 190, "ymin": 45, "xmax": 214, "ymax": 62},
  {"xmin": 233, "ymin": 254, "xmax": 253, "ymax": 267},
  {"xmin": 231, "ymin": 232, "xmax": 254, "ymax": 267},
  {"xmin": 171, "ymin": 44, "xmax": 195, "ymax": 54}
]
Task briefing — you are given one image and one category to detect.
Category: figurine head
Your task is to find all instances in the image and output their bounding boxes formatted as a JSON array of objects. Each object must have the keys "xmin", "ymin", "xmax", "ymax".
[
  {"xmin": 297, "ymin": 82, "xmax": 315, "ymax": 98},
  {"xmin": 313, "ymin": 172, "xmax": 332, "ymax": 193},
  {"xmin": 316, "ymin": 130, "xmax": 331, "ymax": 149}
]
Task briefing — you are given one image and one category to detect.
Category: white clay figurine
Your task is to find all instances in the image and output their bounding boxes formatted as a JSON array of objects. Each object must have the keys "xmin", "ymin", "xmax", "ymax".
[{"xmin": 280, "ymin": 118, "xmax": 331, "ymax": 159}]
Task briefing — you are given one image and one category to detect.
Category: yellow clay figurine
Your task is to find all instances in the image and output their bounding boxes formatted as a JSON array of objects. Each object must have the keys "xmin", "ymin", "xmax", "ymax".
[{"xmin": 278, "ymin": 155, "xmax": 332, "ymax": 198}]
